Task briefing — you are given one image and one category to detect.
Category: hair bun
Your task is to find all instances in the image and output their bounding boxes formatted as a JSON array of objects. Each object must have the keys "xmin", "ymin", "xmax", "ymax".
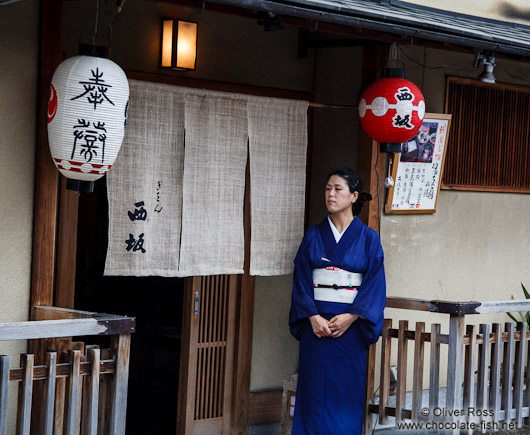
[{"xmin": 358, "ymin": 192, "xmax": 373, "ymax": 206}]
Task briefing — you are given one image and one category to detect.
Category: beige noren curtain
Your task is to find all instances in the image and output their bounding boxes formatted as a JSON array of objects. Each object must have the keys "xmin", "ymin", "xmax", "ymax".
[
  {"xmin": 105, "ymin": 81, "xmax": 185, "ymax": 276},
  {"xmin": 105, "ymin": 82, "xmax": 307, "ymax": 277},
  {"xmin": 178, "ymin": 92, "xmax": 248, "ymax": 276},
  {"xmin": 247, "ymin": 96, "xmax": 308, "ymax": 276}
]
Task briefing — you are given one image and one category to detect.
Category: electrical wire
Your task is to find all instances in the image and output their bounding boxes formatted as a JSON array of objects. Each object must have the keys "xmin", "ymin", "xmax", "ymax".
[
  {"xmin": 400, "ymin": 45, "xmax": 472, "ymax": 73},
  {"xmin": 92, "ymin": 0, "xmax": 100, "ymax": 48}
]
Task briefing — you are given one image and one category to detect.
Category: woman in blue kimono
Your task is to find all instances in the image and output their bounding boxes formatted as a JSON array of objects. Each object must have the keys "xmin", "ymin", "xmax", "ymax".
[{"xmin": 289, "ymin": 166, "xmax": 386, "ymax": 434}]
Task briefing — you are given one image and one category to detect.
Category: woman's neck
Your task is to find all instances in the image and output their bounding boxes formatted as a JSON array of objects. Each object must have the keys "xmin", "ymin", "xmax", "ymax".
[{"xmin": 330, "ymin": 212, "xmax": 354, "ymax": 234}]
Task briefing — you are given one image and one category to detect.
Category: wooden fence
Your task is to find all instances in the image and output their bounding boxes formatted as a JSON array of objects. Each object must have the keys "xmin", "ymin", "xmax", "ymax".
[
  {"xmin": 0, "ymin": 306, "xmax": 135, "ymax": 435},
  {"xmin": 364, "ymin": 297, "xmax": 530, "ymax": 434}
]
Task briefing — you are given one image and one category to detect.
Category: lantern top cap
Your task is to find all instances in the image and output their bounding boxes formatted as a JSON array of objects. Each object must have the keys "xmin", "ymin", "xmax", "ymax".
[
  {"xmin": 78, "ymin": 43, "xmax": 109, "ymax": 58},
  {"xmin": 383, "ymin": 68, "xmax": 404, "ymax": 78}
]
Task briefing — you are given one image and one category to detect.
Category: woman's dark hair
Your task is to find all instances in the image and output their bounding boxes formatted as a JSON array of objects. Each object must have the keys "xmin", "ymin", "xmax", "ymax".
[{"xmin": 327, "ymin": 166, "xmax": 373, "ymax": 216}]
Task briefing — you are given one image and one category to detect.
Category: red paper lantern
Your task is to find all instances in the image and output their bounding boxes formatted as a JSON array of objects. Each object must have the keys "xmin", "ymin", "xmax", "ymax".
[{"xmin": 358, "ymin": 78, "xmax": 425, "ymax": 144}]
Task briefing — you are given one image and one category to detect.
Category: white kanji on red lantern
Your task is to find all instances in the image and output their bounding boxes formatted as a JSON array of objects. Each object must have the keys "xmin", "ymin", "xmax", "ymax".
[
  {"xmin": 358, "ymin": 78, "xmax": 425, "ymax": 144},
  {"xmin": 47, "ymin": 55, "xmax": 129, "ymax": 182}
]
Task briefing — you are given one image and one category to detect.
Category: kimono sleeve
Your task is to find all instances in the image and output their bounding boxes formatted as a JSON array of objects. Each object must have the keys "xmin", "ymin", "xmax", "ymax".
[
  {"xmin": 347, "ymin": 231, "xmax": 386, "ymax": 345},
  {"xmin": 289, "ymin": 231, "xmax": 319, "ymax": 340}
]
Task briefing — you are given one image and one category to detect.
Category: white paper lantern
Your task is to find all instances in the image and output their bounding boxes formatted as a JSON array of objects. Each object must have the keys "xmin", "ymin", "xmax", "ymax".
[{"xmin": 47, "ymin": 55, "xmax": 129, "ymax": 191}]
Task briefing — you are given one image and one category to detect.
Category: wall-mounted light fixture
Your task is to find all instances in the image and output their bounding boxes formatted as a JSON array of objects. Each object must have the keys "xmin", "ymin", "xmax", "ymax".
[
  {"xmin": 161, "ymin": 19, "xmax": 198, "ymax": 70},
  {"xmin": 474, "ymin": 51, "xmax": 496, "ymax": 84}
]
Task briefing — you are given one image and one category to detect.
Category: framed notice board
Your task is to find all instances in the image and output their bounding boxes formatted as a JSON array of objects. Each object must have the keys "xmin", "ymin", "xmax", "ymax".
[{"xmin": 385, "ymin": 113, "xmax": 452, "ymax": 214}]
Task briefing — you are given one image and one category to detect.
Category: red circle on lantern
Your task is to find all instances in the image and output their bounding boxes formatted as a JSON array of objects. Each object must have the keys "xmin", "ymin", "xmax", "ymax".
[
  {"xmin": 358, "ymin": 78, "xmax": 425, "ymax": 144},
  {"xmin": 48, "ymin": 84, "xmax": 58, "ymax": 124}
]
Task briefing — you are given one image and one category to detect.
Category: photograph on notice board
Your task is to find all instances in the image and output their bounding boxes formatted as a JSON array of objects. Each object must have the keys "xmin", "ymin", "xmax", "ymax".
[
  {"xmin": 385, "ymin": 113, "xmax": 452, "ymax": 214},
  {"xmin": 400, "ymin": 121, "xmax": 439, "ymax": 163}
]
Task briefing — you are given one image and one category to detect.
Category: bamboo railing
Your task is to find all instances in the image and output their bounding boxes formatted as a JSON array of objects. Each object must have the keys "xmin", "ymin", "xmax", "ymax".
[
  {"xmin": 0, "ymin": 306, "xmax": 135, "ymax": 435},
  {"xmin": 364, "ymin": 297, "xmax": 530, "ymax": 434}
]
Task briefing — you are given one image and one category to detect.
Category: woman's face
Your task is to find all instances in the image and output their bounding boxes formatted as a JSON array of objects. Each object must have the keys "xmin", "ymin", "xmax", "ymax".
[{"xmin": 325, "ymin": 175, "xmax": 358, "ymax": 215}]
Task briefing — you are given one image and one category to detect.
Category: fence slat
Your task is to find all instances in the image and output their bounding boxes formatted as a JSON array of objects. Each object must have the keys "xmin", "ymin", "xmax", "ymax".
[
  {"xmin": 54, "ymin": 341, "xmax": 71, "ymax": 435},
  {"xmin": 98, "ymin": 348, "xmax": 112, "ymax": 435},
  {"xmin": 108, "ymin": 334, "xmax": 131, "ymax": 435},
  {"xmin": 15, "ymin": 354, "xmax": 34, "ymax": 435},
  {"xmin": 0, "ymin": 356, "xmax": 9, "ymax": 435},
  {"xmin": 43, "ymin": 351, "xmax": 57, "ymax": 435},
  {"xmin": 70, "ymin": 342, "xmax": 85, "ymax": 435},
  {"xmin": 396, "ymin": 320, "xmax": 408, "ymax": 424},
  {"xmin": 411, "ymin": 322, "xmax": 425, "ymax": 422},
  {"xmin": 476, "ymin": 323, "xmax": 490, "ymax": 425},
  {"xmin": 489, "ymin": 323, "xmax": 502, "ymax": 426},
  {"xmin": 81, "ymin": 345, "xmax": 98, "ymax": 435},
  {"xmin": 514, "ymin": 322, "xmax": 526, "ymax": 428},
  {"xmin": 463, "ymin": 324, "xmax": 477, "ymax": 434},
  {"xmin": 85, "ymin": 348, "xmax": 100, "ymax": 435},
  {"xmin": 64, "ymin": 350, "xmax": 81, "ymax": 435},
  {"xmin": 502, "ymin": 323, "xmax": 515, "ymax": 424},
  {"xmin": 429, "ymin": 324, "xmax": 441, "ymax": 412},
  {"xmin": 363, "ymin": 344, "xmax": 376, "ymax": 435},
  {"xmin": 378, "ymin": 319, "xmax": 392, "ymax": 424}
]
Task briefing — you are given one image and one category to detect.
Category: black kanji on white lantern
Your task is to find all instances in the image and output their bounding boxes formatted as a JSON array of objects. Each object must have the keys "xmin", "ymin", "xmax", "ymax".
[{"xmin": 47, "ymin": 55, "xmax": 129, "ymax": 192}]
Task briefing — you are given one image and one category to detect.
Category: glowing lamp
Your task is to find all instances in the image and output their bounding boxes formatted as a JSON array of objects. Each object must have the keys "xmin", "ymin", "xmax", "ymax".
[
  {"xmin": 358, "ymin": 77, "xmax": 425, "ymax": 153},
  {"xmin": 47, "ymin": 55, "xmax": 130, "ymax": 192},
  {"xmin": 161, "ymin": 20, "xmax": 198, "ymax": 70}
]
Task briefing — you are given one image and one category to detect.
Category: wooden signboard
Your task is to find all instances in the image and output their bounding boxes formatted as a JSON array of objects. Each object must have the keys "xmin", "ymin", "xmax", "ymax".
[{"xmin": 385, "ymin": 113, "xmax": 452, "ymax": 214}]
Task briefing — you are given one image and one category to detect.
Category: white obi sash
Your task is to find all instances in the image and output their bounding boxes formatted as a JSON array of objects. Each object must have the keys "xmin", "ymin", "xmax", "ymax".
[{"xmin": 312, "ymin": 267, "xmax": 363, "ymax": 304}]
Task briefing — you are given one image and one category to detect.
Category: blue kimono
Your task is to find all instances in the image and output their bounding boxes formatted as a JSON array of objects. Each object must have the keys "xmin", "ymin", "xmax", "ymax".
[{"xmin": 289, "ymin": 216, "xmax": 386, "ymax": 434}]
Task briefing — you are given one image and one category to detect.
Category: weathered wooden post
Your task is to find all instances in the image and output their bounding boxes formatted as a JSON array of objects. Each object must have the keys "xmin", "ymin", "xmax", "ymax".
[
  {"xmin": 446, "ymin": 313, "xmax": 465, "ymax": 434},
  {"xmin": 108, "ymin": 333, "xmax": 132, "ymax": 435}
]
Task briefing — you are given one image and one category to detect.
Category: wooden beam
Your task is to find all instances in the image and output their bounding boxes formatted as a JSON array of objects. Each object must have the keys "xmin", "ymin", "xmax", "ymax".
[
  {"xmin": 0, "ymin": 319, "xmax": 106, "ymax": 341},
  {"xmin": 231, "ymin": 158, "xmax": 256, "ymax": 434},
  {"xmin": 33, "ymin": 306, "xmax": 96, "ymax": 321},
  {"xmin": 29, "ymin": 9, "xmax": 64, "ymax": 430},
  {"xmin": 357, "ymin": 45, "xmax": 386, "ymax": 233},
  {"xmin": 55, "ymin": 176, "xmax": 79, "ymax": 309},
  {"xmin": 248, "ymin": 389, "xmax": 283, "ymax": 426},
  {"xmin": 126, "ymin": 70, "xmax": 311, "ymax": 101},
  {"xmin": 30, "ymin": 0, "xmax": 63, "ymax": 311},
  {"xmin": 386, "ymin": 296, "xmax": 436, "ymax": 312}
]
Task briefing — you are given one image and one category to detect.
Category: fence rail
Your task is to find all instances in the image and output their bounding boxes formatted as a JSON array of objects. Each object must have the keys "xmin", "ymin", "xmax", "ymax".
[
  {"xmin": 0, "ymin": 306, "xmax": 135, "ymax": 435},
  {"xmin": 364, "ymin": 296, "xmax": 530, "ymax": 434}
]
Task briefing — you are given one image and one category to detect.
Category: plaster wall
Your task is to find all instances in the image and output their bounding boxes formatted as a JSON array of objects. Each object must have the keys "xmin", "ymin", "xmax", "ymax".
[
  {"xmin": 0, "ymin": 0, "xmax": 39, "ymax": 431},
  {"xmin": 378, "ymin": 46, "xmax": 530, "ymax": 388}
]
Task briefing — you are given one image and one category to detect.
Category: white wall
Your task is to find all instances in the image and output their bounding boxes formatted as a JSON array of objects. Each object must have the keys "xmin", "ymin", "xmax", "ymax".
[
  {"xmin": 378, "ymin": 46, "xmax": 530, "ymax": 388},
  {"xmin": 383, "ymin": 45, "xmax": 530, "ymax": 305},
  {"xmin": 0, "ymin": 0, "xmax": 38, "ymax": 348},
  {"xmin": 0, "ymin": 0, "xmax": 39, "ymax": 431}
]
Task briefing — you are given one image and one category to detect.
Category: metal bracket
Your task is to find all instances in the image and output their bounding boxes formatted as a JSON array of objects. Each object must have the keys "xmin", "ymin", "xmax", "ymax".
[
  {"xmin": 194, "ymin": 291, "xmax": 199, "ymax": 317},
  {"xmin": 431, "ymin": 300, "xmax": 481, "ymax": 316}
]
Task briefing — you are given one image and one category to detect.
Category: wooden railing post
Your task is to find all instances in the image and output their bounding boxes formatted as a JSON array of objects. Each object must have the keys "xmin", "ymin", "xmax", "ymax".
[
  {"xmin": 446, "ymin": 313, "xmax": 465, "ymax": 434},
  {"xmin": 108, "ymin": 333, "xmax": 131, "ymax": 435},
  {"xmin": 0, "ymin": 356, "xmax": 9, "ymax": 435},
  {"xmin": 363, "ymin": 343, "xmax": 377, "ymax": 434}
]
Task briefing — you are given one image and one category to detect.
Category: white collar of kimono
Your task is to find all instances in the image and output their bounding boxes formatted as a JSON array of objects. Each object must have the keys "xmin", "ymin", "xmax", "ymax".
[{"xmin": 327, "ymin": 215, "xmax": 352, "ymax": 243}]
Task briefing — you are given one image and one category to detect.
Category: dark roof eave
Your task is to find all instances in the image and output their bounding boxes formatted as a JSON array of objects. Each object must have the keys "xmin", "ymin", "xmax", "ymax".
[{"xmin": 208, "ymin": 0, "xmax": 530, "ymax": 57}]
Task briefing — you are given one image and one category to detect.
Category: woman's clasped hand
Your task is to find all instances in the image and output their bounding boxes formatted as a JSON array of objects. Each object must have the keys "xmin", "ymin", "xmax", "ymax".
[{"xmin": 309, "ymin": 313, "xmax": 359, "ymax": 338}]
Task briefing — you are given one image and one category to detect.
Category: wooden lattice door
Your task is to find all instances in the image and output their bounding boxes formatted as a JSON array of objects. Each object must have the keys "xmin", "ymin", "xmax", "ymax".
[{"xmin": 177, "ymin": 275, "xmax": 238, "ymax": 434}]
